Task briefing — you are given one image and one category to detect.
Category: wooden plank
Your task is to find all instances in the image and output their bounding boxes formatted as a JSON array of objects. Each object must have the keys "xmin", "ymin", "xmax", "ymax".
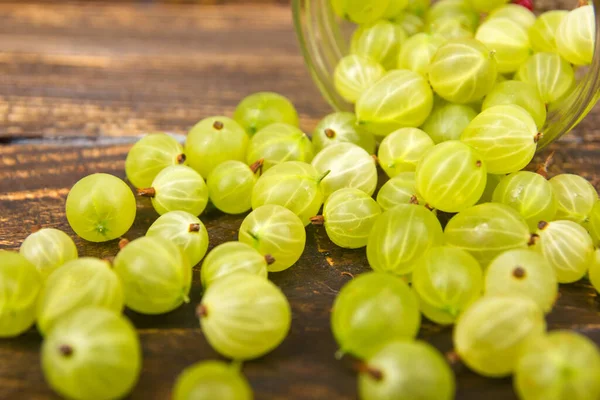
[
  {"xmin": 0, "ymin": 2, "xmax": 328, "ymax": 138},
  {"xmin": 1, "ymin": 140, "xmax": 599, "ymax": 399}
]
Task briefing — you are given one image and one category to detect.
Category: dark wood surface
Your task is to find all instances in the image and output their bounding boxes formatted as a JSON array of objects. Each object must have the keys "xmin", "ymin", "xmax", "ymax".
[{"xmin": 1, "ymin": 1, "xmax": 599, "ymax": 399}]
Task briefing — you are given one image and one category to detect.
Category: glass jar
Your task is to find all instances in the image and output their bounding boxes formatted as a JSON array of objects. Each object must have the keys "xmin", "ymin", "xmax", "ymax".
[{"xmin": 292, "ymin": 0, "xmax": 600, "ymax": 149}]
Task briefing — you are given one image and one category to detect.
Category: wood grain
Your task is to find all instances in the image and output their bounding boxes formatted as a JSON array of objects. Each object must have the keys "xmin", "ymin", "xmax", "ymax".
[
  {"xmin": 1, "ymin": 1, "xmax": 600, "ymax": 399},
  {"xmin": 0, "ymin": 2, "xmax": 327, "ymax": 139}
]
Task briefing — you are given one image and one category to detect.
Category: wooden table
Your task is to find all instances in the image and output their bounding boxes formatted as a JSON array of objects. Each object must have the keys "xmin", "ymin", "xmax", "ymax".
[{"xmin": 1, "ymin": 1, "xmax": 599, "ymax": 399}]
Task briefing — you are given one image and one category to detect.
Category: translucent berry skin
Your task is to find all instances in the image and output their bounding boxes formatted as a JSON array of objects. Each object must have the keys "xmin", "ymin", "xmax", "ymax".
[
  {"xmin": 585, "ymin": 201, "xmax": 600, "ymax": 247},
  {"xmin": 358, "ymin": 341, "xmax": 455, "ymax": 400},
  {"xmin": 376, "ymin": 172, "xmax": 427, "ymax": 211},
  {"xmin": 405, "ymin": 0, "xmax": 429, "ymax": 17},
  {"xmin": 19, "ymin": 228, "xmax": 78, "ymax": 280},
  {"xmin": 41, "ymin": 307, "xmax": 141, "ymax": 400},
  {"xmin": 206, "ymin": 160, "xmax": 258, "ymax": 215},
  {"xmin": 460, "ymin": 105, "xmax": 539, "ymax": 174},
  {"xmin": 429, "ymin": 39, "xmax": 498, "ymax": 104},
  {"xmin": 351, "ymin": 20, "xmax": 406, "ymax": 70},
  {"xmin": 311, "ymin": 143, "xmax": 378, "ymax": 200},
  {"xmin": 397, "ymin": 32, "xmax": 446, "ymax": 77},
  {"xmin": 429, "ymin": 17, "xmax": 474, "ymax": 40},
  {"xmin": 238, "ymin": 205, "xmax": 306, "ymax": 272},
  {"xmin": 331, "ymin": 272, "xmax": 421, "ymax": 359},
  {"xmin": 322, "ymin": 188, "xmax": 382, "ymax": 249},
  {"xmin": 172, "ymin": 360, "xmax": 253, "ymax": 400},
  {"xmin": 421, "ymin": 102, "xmax": 477, "ymax": 144},
  {"xmin": 515, "ymin": 52, "xmax": 575, "ymax": 105},
  {"xmin": 65, "ymin": 173, "xmax": 136, "ymax": 243},
  {"xmin": 185, "ymin": 116, "xmax": 248, "ymax": 179},
  {"xmin": 492, "ymin": 171, "xmax": 557, "ymax": 232},
  {"xmin": 454, "ymin": 296, "xmax": 546, "ymax": 377},
  {"xmin": 146, "ymin": 211, "xmax": 209, "ymax": 266},
  {"xmin": 312, "ymin": 112, "xmax": 376, "ymax": 154},
  {"xmin": 549, "ymin": 174, "xmax": 598, "ymax": 225},
  {"xmin": 367, "ymin": 204, "xmax": 444, "ymax": 275},
  {"xmin": 378, "ymin": 128, "xmax": 434, "ymax": 178},
  {"xmin": 36, "ymin": 257, "xmax": 124, "ymax": 336},
  {"xmin": 200, "ymin": 242, "xmax": 269, "ymax": 288},
  {"xmin": 467, "ymin": 0, "xmax": 510, "ymax": 12},
  {"xmin": 532, "ymin": 220, "xmax": 595, "ymax": 284},
  {"xmin": 334, "ymin": 55, "xmax": 385, "ymax": 104},
  {"xmin": 529, "ymin": 10, "xmax": 568, "ymax": 53},
  {"xmin": 416, "ymin": 141, "xmax": 487, "ymax": 213},
  {"xmin": 331, "ymin": 0, "xmax": 390, "ymax": 24},
  {"xmin": 412, "ymin": 246, "xmax": 483, "ymax": 325},
  {"xmin": 393, "ymin": 11, "xmax": 425, "ymax": 36},
  {"xmin": 125, "ymin": 133, "xmax": 185, "ymax": 189},
  {"xmin": 0, "ymin": 251, "xmax": 42, "ymax": 337},
  {"xmin": 233, "ymin": 91, "xmax": 299, "ymax": 136},
  {"xmin": 488, "ymin": 4, "xmax": 536, "ymax": 29},
  {"xmin": 483, "ymin": 80, "xmax": 547, "ymax": 131},
  {"xmin": 485, "ymin": 249, "xmax": 557, "ymax": 313},
  {"xmin": 356, "ymin": 69, "xmax": 434, "ymax": 136},
  {"xmin": 198, "ymin": 273, "xmax": 291, "ymax": 360},
  {"xmin": 147, "ymin": 165, "xmax": 209, "ymax": 216},
  {"xmin": 589, "ymin": 249, "xmax": 600, "ymax": 293},
  {"xmin": 514, "ymin": 331, "xmax": 600, "ymax": 400},
  {"xmin": 444, "ymin": 203, "xmax": 531, "ymax": 267},
  {"xmin": 246, "ymin": 123, "xmax": 314, "ymax": 172},
  {"xmin": 556, "ymin": 5, "xmax": 594, "ymax": 66},
  {"xmin": 381, "ymin": 0, "xmax": 409, "ymax": 19},
  {"xmin": 113, "ymin": 236, "xmax": 192, "ymax": 314},
  {"xmin": 252, "ymin": 161, "xmax": 324, "ymax": 226},
  {"xmin": 426, "ymin": 0, "xmax": 479, "ymax": 32},
  {"xmin": 474, "ymin": 17, "xmax": 530, "ymax": 74}
]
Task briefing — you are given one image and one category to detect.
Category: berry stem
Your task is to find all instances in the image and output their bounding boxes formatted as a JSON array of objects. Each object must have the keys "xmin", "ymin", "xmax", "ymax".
[
  {"xmin": 213, "ymin": 121, "xmax": 224, "ymax": 130},
  {"xmin": 353, "ymin": 362, "xmax": 383, "ymax": 381},
  {"xmin": 196, "ymin": 304, "xmax": 208, "ymax": 318},
  {"xmin": 513, "ymin": 266, "xmax": 526, "ymax": 279},
  {"xmin": 264, "ymin": 254, "xmax": 276, "ymax": 265},
  {"xmin": 310, "ymin": 215, "xmax": 325, "ymax": 225},
  {"xmin": 59, "ymin": 344, "xmax": 74, "ymax": 357},
  {"xmin": 535, "ymin": 151, "xmax": 555, "ymax": 179},
  {"xmin": 137, "ymin": 187, "xmax": 156, "ymax": 198},
  {"xmin": 445, "ymin": 350, "xmax": 462, "ymax": 368},
  {"xmin": 528, "ymin": 233, "xmax": 540, "ymax": 246},
  {"xmin": 249, "ymin": 158, "xmax": 264, "ymax": 175},
  {"xmin": 189, "ymin": 223, "xmax": 201, "ymax": 232},
  {"xmin": 118, "ymin": 238, "xmax": 129, "ymax": 250}
]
